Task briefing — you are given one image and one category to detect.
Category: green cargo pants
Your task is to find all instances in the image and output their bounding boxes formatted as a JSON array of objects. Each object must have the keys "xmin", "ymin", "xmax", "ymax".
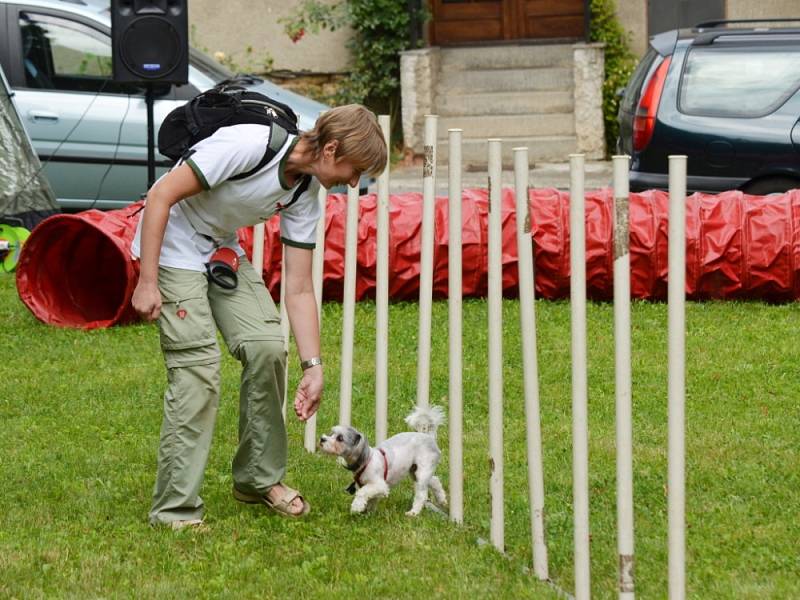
[{"xmin": 148, "ymin": 258, "xmax": 287, "ymax": 526}]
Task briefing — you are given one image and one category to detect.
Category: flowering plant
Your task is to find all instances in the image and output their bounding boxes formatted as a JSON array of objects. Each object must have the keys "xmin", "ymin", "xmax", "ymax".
[{"xmin": 280, "ymin": 0, "xmax": 426, "ymax": 113}]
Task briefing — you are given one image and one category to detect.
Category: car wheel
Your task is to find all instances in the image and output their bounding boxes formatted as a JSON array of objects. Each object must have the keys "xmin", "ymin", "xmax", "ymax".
[{"xmin": 742, "ymin": 177, "xmax": 800, "ymax": 195}]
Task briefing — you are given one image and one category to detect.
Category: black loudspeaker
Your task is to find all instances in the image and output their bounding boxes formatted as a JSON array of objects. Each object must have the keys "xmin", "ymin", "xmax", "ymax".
[{"xmin": 111, "ymin": 0, "xmax": 188, "ymax": 84}]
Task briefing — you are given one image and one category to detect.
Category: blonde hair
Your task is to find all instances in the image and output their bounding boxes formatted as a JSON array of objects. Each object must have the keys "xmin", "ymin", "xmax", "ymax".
[{"xmin": 300, "ymin": 104, "xmax": 387, "ymax": 177}]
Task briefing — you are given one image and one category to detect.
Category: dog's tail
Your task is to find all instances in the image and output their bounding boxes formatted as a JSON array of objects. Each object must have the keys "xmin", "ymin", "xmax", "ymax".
[{"xmin": 404, "ymin": 405, "xmax": 446, "ymax": 438}]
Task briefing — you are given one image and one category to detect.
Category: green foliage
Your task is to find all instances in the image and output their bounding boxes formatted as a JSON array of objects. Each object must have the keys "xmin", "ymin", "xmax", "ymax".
[
  {"xmin": 280, "ymin": 0, "xmax": 425, "ymax": 135},
  {"xmin": 589, "ymin": 0, "xmax": 637, "ymax": 155},
  {"xmin": 281, "ymin": 0, "xmax": 349, "ymax": 41}
]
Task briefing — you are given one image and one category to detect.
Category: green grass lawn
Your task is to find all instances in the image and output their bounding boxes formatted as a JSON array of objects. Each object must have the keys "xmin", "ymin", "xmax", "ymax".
[{"xmin": 1, "ymin": 273, "xmax": 798, "ymax": 599}]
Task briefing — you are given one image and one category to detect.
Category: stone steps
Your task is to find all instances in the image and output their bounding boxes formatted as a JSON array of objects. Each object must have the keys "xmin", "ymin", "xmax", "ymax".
[
  {"xmin": 435, "ymin": 90, "xmax": 574, "ymax": 117},
  {"xmin": 431, "ymin": 45, "xmax": 578, "ymax": 168},
  {"xmin": 401, "ymin": 43, "xmax": 604, "ymax": 166},
  {"xmin": 438, "ymin": 66, "xmax": 573, "ymax": 94},
  {"xmin": 438, "ymin": 113, "xmax": 575, "ymax": 139},
  {"xmin": 436, "ymin": 135, "xmax": 579, "ymax": 168},
  {"xmin": 439, "ymin": 44, "xmax": 574, "ymax": 71}
]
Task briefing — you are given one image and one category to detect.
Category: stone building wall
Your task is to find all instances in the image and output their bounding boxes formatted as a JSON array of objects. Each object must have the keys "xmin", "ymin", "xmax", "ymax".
[{"xmin": 189, "ymin": 0, "xmax": 351, "ymax": 74}]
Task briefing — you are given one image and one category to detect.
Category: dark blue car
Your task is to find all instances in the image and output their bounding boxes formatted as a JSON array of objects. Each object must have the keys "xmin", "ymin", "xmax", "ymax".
[{"xmin": 618, "ymin": 20, "xmax": 800, "ymax": 195}]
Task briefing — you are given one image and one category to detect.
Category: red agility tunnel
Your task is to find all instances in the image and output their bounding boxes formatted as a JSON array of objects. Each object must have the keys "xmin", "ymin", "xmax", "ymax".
[
  {"xmin": 16, "ymin": 188, "xmax": 800, "ymax": 329},
  {"xmin": 245, "ymin": 188, "xmax": 800, "ymax": 303},
  {"xmin": 16, "ymin": 202, "xmax": 143, "ymax": 329}
]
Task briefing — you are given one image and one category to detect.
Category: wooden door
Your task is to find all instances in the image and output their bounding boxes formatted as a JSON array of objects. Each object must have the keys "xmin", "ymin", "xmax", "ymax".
[
  {"xmin": 431, "ymin": 0, "xmax": 586, "ymax": 45},
  {"xmin": 430, "ymin": 0, "xmax": 505, "ymax": 45},
  {"xmin": 518, "ymin": 0, "xmax": 585, "ymax": 39}
]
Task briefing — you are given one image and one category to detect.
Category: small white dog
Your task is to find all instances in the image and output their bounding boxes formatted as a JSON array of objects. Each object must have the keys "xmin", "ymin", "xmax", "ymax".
[{"xmin": 319, "ymin": 406, "xmax": 448, "ymax": 516}]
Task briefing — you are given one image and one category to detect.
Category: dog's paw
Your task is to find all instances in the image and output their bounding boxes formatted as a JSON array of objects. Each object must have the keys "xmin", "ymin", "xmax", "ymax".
[
  {"xmin": 350, "ymin": 499, "xmax": 367, "ymax": 514},
  {"xmin": 405, "ymin": 509, "xmax": 421, "ymax": 517}
]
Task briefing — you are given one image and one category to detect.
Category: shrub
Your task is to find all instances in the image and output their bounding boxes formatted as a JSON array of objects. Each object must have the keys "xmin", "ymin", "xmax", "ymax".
[
  {"xmin": 280, "ymin": 0, "xmax": 425, "ymax": 138},
  {"xmin": 589, "ymin": 0, "xmax": 637, "ymax": 156}
]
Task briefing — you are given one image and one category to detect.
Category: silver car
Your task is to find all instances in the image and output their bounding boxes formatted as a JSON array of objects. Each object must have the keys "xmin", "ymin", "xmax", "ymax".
[{"xmin": 0, "ymin": 0, "xmax": 330, "ymax": 210}]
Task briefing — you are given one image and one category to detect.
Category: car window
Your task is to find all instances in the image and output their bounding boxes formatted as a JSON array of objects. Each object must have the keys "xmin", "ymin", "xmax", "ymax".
[
  {"xmin": 19, "ymin": 11, "xmax": 130, "ymax": 94},
  {"xmin": 680, "ymin": 46, "xmax": 800, "ymax": 117},
  {"xmin": 621, "ymin": 47, "xmax": 659, "ymax": 113}
]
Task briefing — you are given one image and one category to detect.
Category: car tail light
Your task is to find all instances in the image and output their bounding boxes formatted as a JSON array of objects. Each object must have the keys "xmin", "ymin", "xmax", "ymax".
[{"xmin": 633, "ymin": 56, "xmax": 671, "ymax": 152}]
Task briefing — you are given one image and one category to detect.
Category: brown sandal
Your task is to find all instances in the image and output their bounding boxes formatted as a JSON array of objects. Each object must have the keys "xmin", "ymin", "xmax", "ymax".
[{"xmin": 233, "ymin": 484, "xmax": 311, "ymax": 518}]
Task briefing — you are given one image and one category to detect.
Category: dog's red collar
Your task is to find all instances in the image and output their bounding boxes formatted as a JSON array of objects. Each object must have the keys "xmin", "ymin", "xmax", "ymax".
[{"xmin": 353, "ymin": 448, "xmax": 388, "ymax": 488}]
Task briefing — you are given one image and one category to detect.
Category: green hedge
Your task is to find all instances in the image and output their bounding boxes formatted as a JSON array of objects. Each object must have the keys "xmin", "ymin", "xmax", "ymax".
[{"xmin": 589, "ymin": 0, "xmax": 637, "ymax": 156}]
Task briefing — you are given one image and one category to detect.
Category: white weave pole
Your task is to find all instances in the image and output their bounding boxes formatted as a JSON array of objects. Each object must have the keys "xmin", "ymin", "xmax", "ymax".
[
  {"xmin": 487, "ymin": 138, "xmax": 505, "ymax": 552},
  {"xmin": 305, "ymin": 183, "xmax": 327, "ymax": 453},
  {"xmin": 570, "ymin": 153, "xmax": 591, "ymax": 600},
  {"xmin": 338, "ymin": 185, "xmax": 359, "ymax": 426},
  {"xmin": 416, "ymin": 115, "xmax": 437, "ymax": 408},
  {"xmin": 375, "ymin": 114, "xmax": 391, "ymax": 444},
  {"xmin": 514, "ymin": 147, "xmax": 548, "ymax": 580},
  {"xmin": 252, "ymin": 223, "xmax": 265, "ymax": 274},
  {"xmin": 613, "ymin": 155, "xmax": 635, "ymax": 599},
  {"xmin": 280, "ymin": 249, "xmax": 290, "ymax": 421},
  {"xmin": 668, "ymin": 155, "xmax": 687, "ymax": 600},
  {"xmin": 251, "ymin": 223, "xmax": 279, "ymax": 415},
  {"xmin": 448, "ymin": 128, "xmax": 464, "ymax": 524}
]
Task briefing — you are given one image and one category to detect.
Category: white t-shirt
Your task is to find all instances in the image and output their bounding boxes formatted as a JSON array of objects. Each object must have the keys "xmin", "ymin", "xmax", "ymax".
[{"xmin": 131, "ymin": 123, "xmax": 321, "ymax": 271}]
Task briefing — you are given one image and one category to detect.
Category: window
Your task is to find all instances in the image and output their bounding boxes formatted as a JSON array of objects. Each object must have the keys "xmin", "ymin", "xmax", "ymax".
[
  {"xmin": 620, "ymin": 48, "xmax": 659, "ymax": 114},
  {"xmin": 20, "ymin": 12, "xmax": 129, "ymax": 93},
  {"xmin": 679, "ymin": 46, "xmax": 800, "ymax": 117}
]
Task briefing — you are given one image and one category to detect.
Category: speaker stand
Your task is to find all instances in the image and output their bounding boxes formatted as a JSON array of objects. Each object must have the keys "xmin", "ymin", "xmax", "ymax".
[{"xmin": 145, "ymin": 83, "xmax": 156, "ymax": 190}]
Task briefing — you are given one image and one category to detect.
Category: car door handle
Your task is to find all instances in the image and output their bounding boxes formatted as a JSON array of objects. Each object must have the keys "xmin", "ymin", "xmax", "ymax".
[{"xmin": 29, "ymin": 110, "xmax": 59, "ymax": 122}]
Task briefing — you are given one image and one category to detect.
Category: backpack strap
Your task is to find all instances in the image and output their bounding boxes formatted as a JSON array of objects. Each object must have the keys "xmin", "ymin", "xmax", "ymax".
[
  {"xmin": 278, "ymin": 174, "xmax": 312, "ymax": 212},
  {"xmin": 184, "ymin": 99, "xmax": 201, "ymax": 137},
  {"xmin": 228, "ymin": 124, "xmax": 289, "ymax": 182}
]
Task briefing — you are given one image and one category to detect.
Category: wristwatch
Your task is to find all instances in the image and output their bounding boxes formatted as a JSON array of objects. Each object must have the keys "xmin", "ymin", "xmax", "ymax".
[{"xmin": 300, "ymin": 356, "xmax": 323, "ymax": 370}]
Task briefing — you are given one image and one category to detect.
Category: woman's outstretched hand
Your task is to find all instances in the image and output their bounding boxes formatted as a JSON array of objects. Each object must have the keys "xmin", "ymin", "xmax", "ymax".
[{"xmin": 294, "ymin": 365, "xmax": 323, "ymax": 421}]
